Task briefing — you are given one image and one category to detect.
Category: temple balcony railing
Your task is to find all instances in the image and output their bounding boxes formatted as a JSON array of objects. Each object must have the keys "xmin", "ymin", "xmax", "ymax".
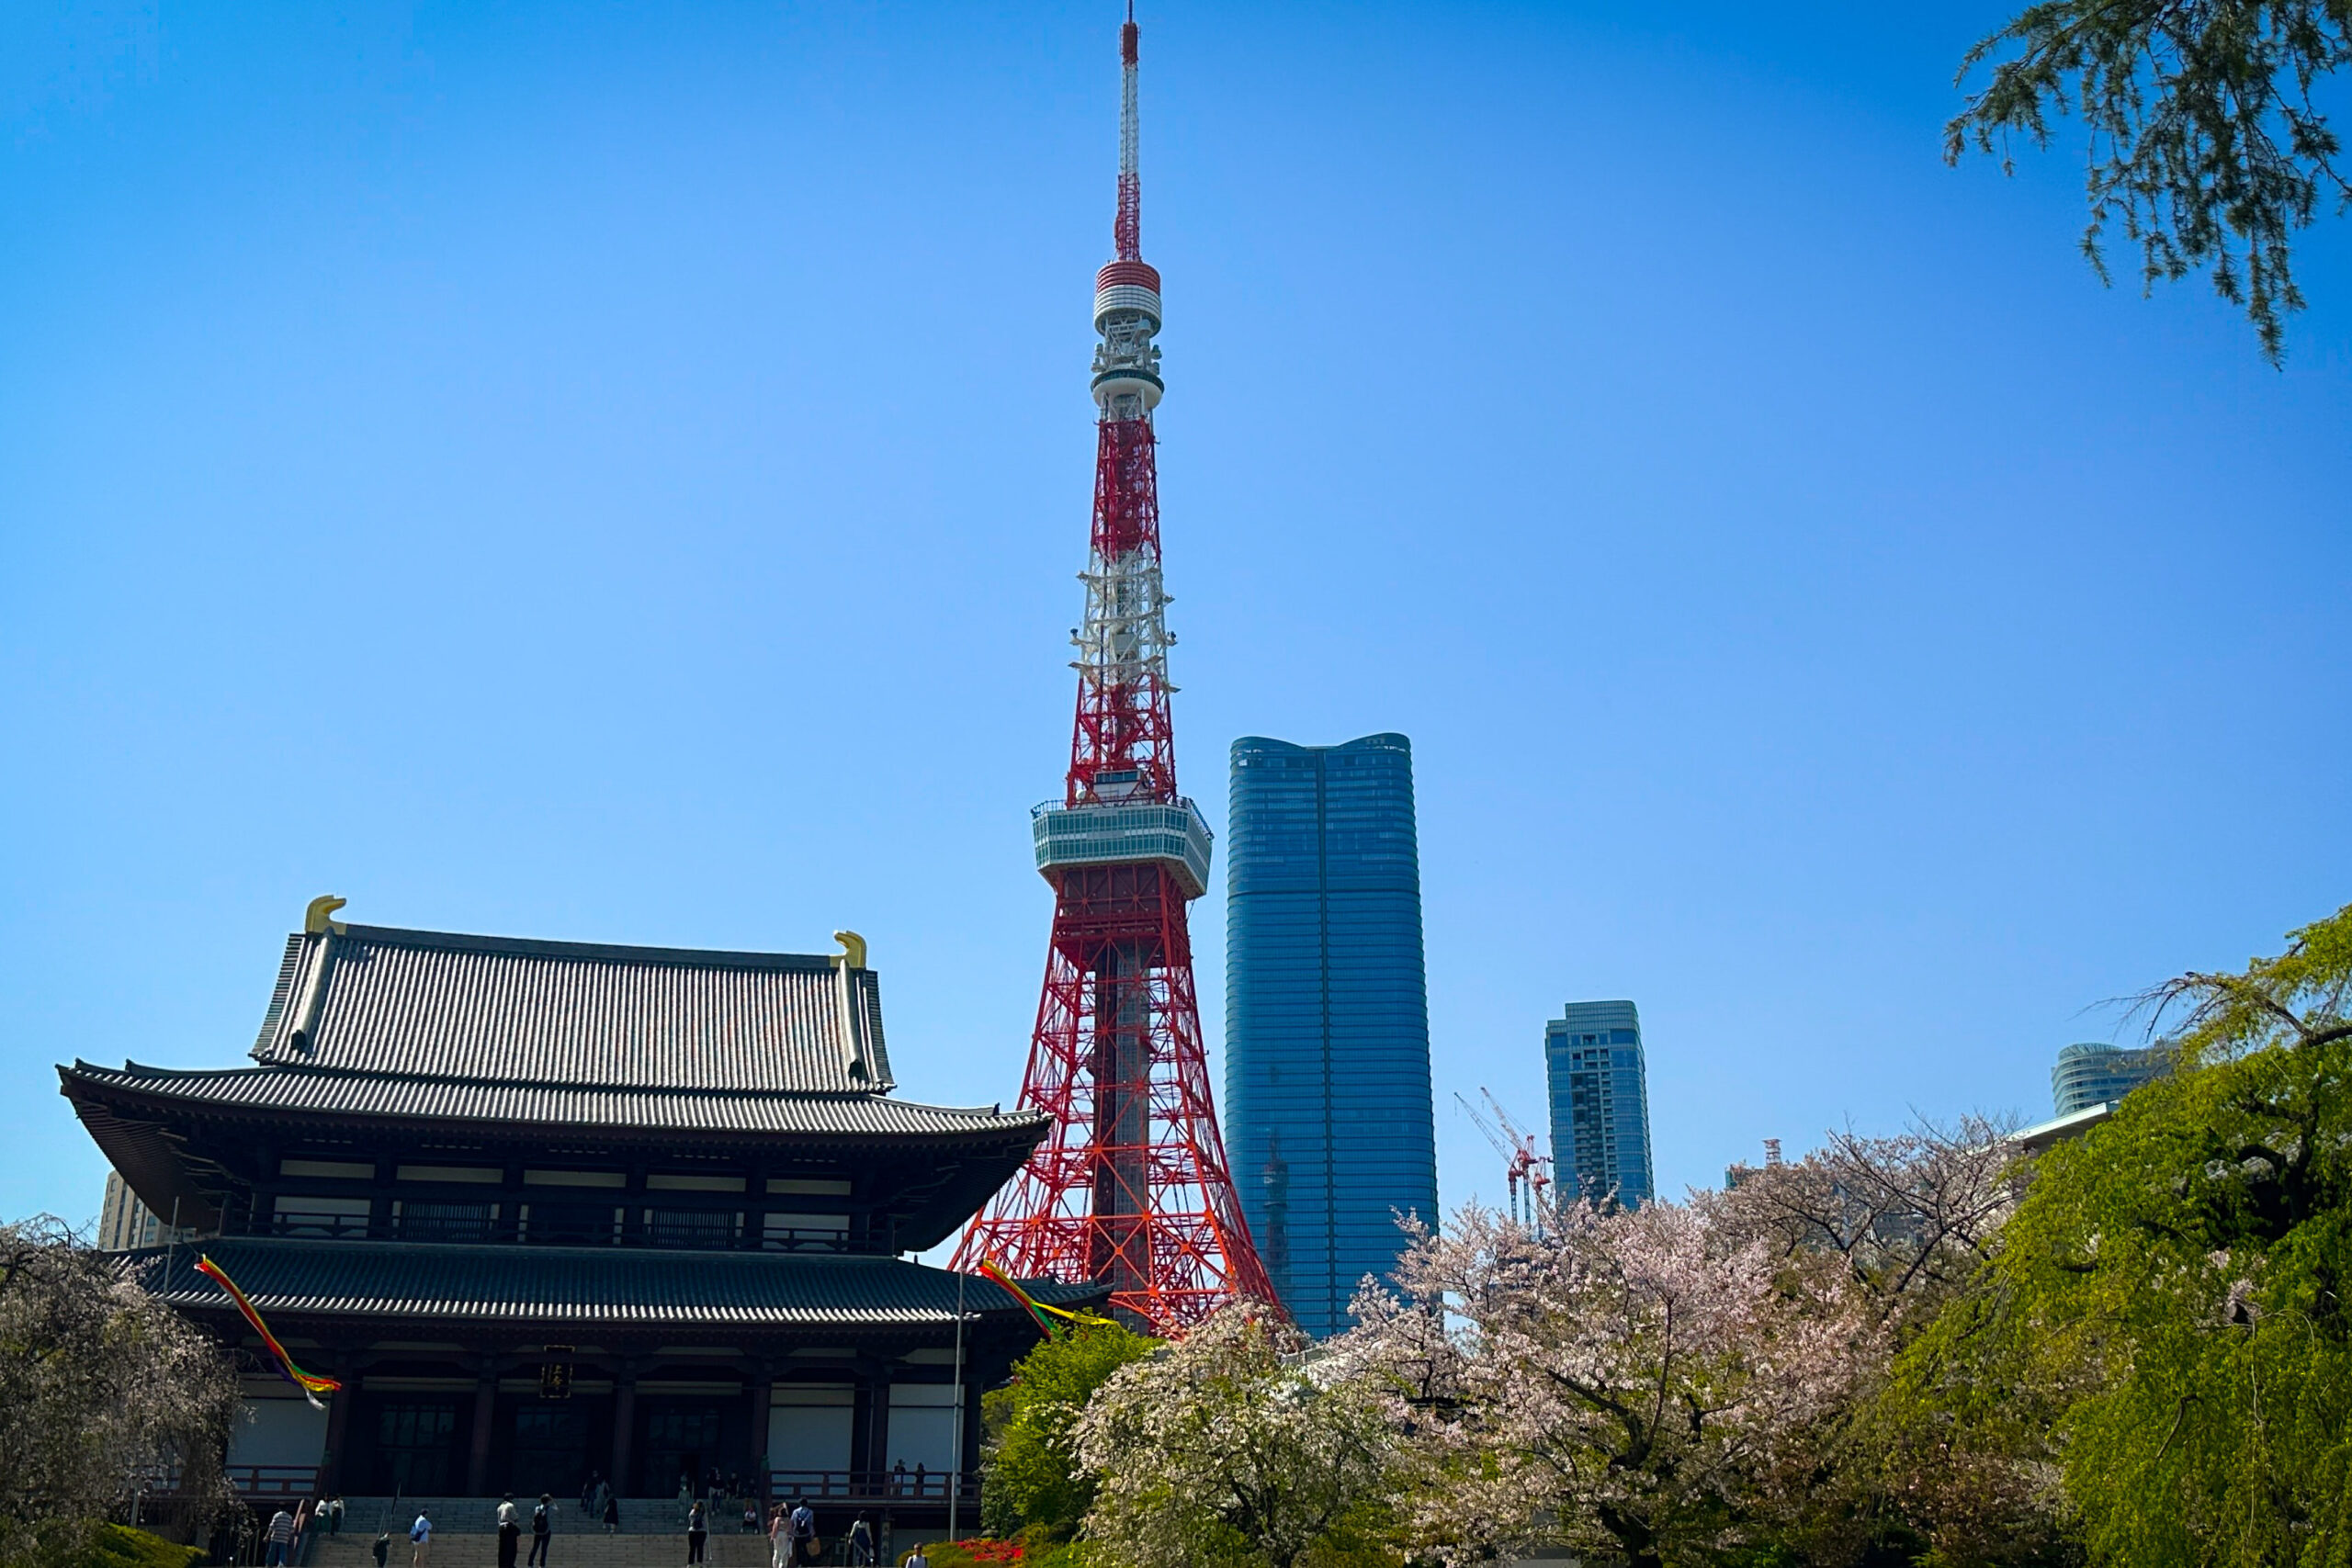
[
  {"xmin": 256, "ymin": 1213, "xmax": 863, "ymax": 1252},
  {"xmin": 224, "ymin": 1464, "xmax": 322, "ymax": 1498},
  {"xmin": 764, "ymin": 1470, "xmax": 979, "ymax": 1509}
]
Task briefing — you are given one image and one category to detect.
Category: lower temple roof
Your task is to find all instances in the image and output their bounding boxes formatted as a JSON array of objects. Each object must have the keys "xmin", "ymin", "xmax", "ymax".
[{"xmin": 132, "ymin": 1236, "xmax": 1102, "ymax": 1330}]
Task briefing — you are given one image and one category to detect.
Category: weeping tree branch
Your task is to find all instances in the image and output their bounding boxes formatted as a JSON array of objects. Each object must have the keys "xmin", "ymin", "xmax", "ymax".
[{"xmin": 1947, "ymin": 0, "xmax": 2352, "ymax": 363}]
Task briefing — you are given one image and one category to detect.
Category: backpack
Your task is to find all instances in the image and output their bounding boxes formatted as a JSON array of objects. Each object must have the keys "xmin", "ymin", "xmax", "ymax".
[{"xmin": 533, "ymin": 1506, "xmax": 548, "ymax": 1533}]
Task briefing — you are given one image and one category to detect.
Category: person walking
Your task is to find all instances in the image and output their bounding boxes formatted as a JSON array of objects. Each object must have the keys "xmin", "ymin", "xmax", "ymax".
[
  {"xmin": 902, "ymin": 1546, "xmax": 929, "ymax": 1568},
  {"xmin": 370, "ymin": 1533, "xmax": 390, "ymax": 1568},
  {"xmin": 684, "ymin": 1502, "xmax": 707, "ymax": 1566},
  {"xmin": 786, "ymin": 1499, "xmax": 816, "ymax": 1567},
  {"xmin": 528, "ymin": 1495, "xmax": 552, "ymax": 1568},
  {"xmin": 496, "ymin": 1495, "xmax": 521, "ymax": 1568},
  {"xmin": 408, "ymin": 1509, "xmax": 433, "ymax": 1568},
  {"xmin": 765, "ymin": 1506, "xmax": 786, "ymax": 1568},
  {"xmin": 265, "ymin": 1508, "xmax": 296, "ymax": 1568},
  {"xmin": 328, "ymin": 1498, "xmax": 345, "ymax": 1536},
  {"xmin": 844, "ymin": 1512, "xmax": 875, "ymax": 1566},
  {"xmin": 601, "ymin": 1495, "xmax": 621, "ymax": 1536}
]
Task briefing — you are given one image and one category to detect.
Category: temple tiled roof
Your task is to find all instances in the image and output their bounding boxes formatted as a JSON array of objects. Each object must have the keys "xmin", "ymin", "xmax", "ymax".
[
  {"xmin": 62, "ymin": 1060, "xmax": 1044, "ymax": 1142},
  {"xmin": 132, "ymin": 1236, "xmax": 1103, "ymax": 1329},
  {"xmin": 249, "ymin": 923, "xmax": 893, "ymax": 1093}
]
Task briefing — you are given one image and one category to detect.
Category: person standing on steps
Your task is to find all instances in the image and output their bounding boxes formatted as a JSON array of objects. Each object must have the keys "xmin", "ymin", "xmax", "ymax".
[
  {"xmin": 844, "ymin": 1512, "xmax": 874, "ymax": 1566},
  {"xmin": 370, "ymin": 1532, "xmax": 390, "ymax": 1568},
  {"xmin": 496, "ymin": 1495, "xmax": 521, "ymax": 1568},
  {"xmin": 265, "ymin": 1508, "xmax": 296, "ymax": 1568},
  {"xmin": 409, "ymin": 1508, "xmax": 433, "ymax": 1568},
  {"xmin": 786, "ymin": 1499, "xmax": 816, "ymax": 1566},
  {"xmin": 528, "ymin": 1495, "xmax": 552, "ymax": 1568},
  {"xmin": 602, "ymin": 1495, "xmax": 620, "ymax": 1535},
  {"xmin": 684, "ymin": 1501, "xmax": 707, "ymax": 1566}
]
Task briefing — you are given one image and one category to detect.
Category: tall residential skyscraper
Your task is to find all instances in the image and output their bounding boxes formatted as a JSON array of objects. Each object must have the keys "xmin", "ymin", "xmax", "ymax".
[
  {"xmin": 2052, "ymin": 1040, "xmax": 2175, "ymax": 1115},
  {"xmin": 1225, "ymin": 733, "xmax": 1439, "ymax": 1337},
  {"xmin": 1544, "ymin": 1000, "xmax": 1657, "ymax": 1208}
]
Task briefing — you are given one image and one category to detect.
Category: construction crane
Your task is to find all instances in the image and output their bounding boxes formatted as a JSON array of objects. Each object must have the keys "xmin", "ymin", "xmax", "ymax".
[
  {"xmin": 1454, "ymin": 1091, "xmax": 1547, "ymax": 1232},
  {"xmin": 1482, "ymin": 1089, "xmax": 1555, "ymax": 1234}
]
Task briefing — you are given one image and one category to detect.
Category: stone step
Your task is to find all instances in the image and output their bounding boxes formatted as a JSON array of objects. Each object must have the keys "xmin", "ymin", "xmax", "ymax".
[
  {"xmin": 311, "ymin": 1534, "xmax": 780, "ymax": 1568},
  {"xmin": 316, "ymin": 1503, "xmax": 780, "ymax": 1540}
]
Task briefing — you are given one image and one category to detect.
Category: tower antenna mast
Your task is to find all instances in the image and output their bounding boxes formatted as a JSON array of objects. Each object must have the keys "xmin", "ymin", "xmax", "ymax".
[{"xmin": 956, "ymin": 8, "xmax": 1275, "ymax": 1333}]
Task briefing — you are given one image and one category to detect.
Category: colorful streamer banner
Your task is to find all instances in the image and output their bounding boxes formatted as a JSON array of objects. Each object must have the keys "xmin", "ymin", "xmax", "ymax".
[
  {"xmin": 195, "ymin": 1256, "xmax": 343, "ymax": 1408},
  {"xmin": 976, "ymin": 1258, "xmax": 1120, "ymax": 1338}
]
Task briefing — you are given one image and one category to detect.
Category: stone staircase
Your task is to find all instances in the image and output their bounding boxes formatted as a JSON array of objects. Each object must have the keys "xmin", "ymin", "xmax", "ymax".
[{"xmin": 312, "ymin": 1531, "xmax": 781, "ymax": 1568}]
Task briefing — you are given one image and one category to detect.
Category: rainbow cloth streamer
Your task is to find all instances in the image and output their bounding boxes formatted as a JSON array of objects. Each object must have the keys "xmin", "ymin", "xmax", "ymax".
[
  {"xmin": 195, "ymin": 1256, "xmax": 343, "ymax": 1408},
  {"xmin": 976, "ymin": 1258, "xmax": 1119, "ymax": 1338}
]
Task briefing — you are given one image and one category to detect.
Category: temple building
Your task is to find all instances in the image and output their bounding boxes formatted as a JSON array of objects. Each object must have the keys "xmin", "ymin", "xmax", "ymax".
[{"xmin": 60, "ymin": 901, "xmax": 1095, "ymax": 1526}]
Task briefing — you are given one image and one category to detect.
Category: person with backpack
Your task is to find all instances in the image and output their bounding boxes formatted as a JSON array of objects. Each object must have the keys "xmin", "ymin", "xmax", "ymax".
[
  {"xmin": 786, "ymin": 1500, "xmax": 816, "ymax": 1566},
  {"xmin": 528, "ymin": 1495, "xmax": 552, "ymax": 1567},
  {"xmin": 902, "ymin": 1546, "xmax": 929, "ymax": 1568},
  {"xmin": 409, "ymin": 1509, "xmax": 433, "ymax": 1568}
]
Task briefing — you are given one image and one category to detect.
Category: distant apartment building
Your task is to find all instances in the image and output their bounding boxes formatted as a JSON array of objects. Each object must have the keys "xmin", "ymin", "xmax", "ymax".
[
  {"xmin": 1224, "ymin": 733, "xmax": 1440, "ymax": 1337},
  {"xmin": 96, "ymin": 1168, "xmax": 187, "ymax": 1251},
  {"xmin": 1544, "ymin": 1000, "xmax": 1657, "ymax": 1208},
  {"xmin": 2052, "ymin": 1040, "xmax": 2175, "ymax": 1116}
]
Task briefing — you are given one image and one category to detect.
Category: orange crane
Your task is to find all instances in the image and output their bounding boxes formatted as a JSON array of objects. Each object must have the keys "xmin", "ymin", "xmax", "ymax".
[
  {"xmin": 1454, "ymin": 1090, "xmax": 1551, "ymax": 1232},
  {"xmin": 1482, "ymin": 1089, "xmax": 1555, "ymax": 1234}
]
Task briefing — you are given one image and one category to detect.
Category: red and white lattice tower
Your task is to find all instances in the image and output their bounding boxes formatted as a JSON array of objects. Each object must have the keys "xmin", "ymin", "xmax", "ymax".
[{"xmin": 955, "ymin": 7, "xmax": 1274, "ymax": 1333}]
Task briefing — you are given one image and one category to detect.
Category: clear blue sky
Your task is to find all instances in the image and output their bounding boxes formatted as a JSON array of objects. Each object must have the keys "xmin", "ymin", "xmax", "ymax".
[{"xmin": 4, "ymin": 1, "xmax": 2347, "ymax": 1235}]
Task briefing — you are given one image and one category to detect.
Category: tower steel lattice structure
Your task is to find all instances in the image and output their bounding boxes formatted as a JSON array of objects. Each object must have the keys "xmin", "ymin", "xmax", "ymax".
[{"xmin": 955, "ymin": 9, "xmax": 1274, "ymax": 1334}]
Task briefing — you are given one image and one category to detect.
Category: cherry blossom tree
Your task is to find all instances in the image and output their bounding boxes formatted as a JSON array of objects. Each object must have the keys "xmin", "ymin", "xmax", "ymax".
[
  {"xmin": 1719, "ymin": 1115, "xmax": 2019, "ymax": 1337},
  {"xmin": 1073, "ymin": 1306, "xmax": 1404, "ymax": 1568},
  {"xmin": 1348, "ymin": 1199, "xmax": 1880, "ymax": 1568},
  {"xmin": 0, "ymin": 1217, "xmax": 240, "ymax": 1562}
]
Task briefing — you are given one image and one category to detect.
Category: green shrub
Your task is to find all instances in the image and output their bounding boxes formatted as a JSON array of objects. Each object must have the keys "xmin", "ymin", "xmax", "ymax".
[{"xmin": 6, "ymin": 1523, "xmax": 208, "ymax": 1568}]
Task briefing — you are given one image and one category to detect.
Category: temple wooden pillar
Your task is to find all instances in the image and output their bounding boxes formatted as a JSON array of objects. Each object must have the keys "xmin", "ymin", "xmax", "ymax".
[
  {"xmin": 746, "ymin": 1365, "xmax": 774, "ymax": 1502},
  {"xmin": 319, "ymin": 1352, "xmax": 355, "ymax": 1495},
  {"xmin": 611, "ymin": 1360, "xmax": 639, "ymax": 1495},
  {"xmin": 467, "ymin": 1360, "xmax": 498, "ymax": 1495}
]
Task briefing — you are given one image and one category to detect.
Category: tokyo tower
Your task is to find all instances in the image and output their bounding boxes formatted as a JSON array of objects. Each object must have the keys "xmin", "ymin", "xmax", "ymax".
[{"xmin": 955, "ymin": 6, "xmax": 1274, "ymax": 1333}]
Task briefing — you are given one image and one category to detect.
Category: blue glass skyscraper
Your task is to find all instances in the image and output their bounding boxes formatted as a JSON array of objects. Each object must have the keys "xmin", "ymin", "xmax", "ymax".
[
  {"xmin": 1544, "ymin": 1000, "xmax": 1657, "ymax": 1208},
  {"xmin": 1224, "ymin": 733, "xmax": 1439, "ymax": 1337}
]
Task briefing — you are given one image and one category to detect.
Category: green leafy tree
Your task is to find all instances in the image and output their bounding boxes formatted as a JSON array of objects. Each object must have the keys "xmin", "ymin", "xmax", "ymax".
[
  {"xmin": 1899, "ymin": 903, "xmax": 2352, "ymax": 1566},
  {"xmin": 1948, "ymin": 1, "xmax": 2352, "ymax": 361},
  {"xmin": 979, "ymin": 1320, "xmax": 1157, "ymax": 1542}
]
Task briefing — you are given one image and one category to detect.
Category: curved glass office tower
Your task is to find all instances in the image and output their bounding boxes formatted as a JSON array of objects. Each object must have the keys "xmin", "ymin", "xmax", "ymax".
[{"xmin": 1224, "ymin": 733, "xmax": 1439, "ymax": 1336}]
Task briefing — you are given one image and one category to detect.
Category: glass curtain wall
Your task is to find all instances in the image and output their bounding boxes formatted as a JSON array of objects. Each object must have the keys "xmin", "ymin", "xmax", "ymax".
[{"xmin": 1225, "ymin": 733, "xmax": 1439, "ymax": 1337}]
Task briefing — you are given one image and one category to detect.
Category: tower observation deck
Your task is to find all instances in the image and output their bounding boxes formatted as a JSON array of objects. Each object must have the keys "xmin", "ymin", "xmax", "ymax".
[{"xmin": 956, "ymin": 8, "xmax": 1274, "ymax": 1333}]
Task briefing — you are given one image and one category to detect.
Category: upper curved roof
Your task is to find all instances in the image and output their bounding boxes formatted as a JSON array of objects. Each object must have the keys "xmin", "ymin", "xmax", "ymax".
[{"xmin": 249, "ymin": 922, "xmax": 893, "ymax": 1093}]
